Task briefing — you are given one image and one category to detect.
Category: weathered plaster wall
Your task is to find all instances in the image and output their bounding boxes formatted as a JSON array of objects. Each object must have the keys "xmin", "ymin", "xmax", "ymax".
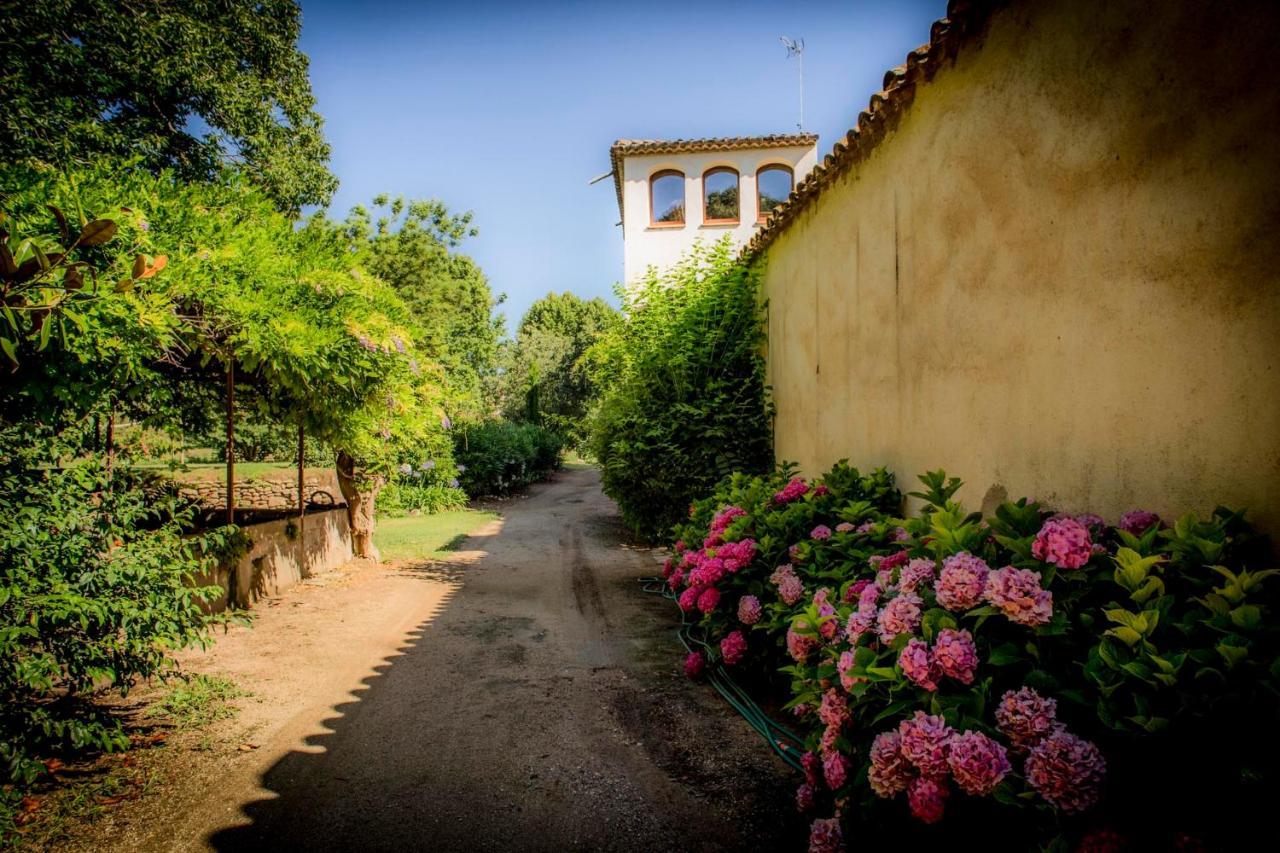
[
  {"xmin": 623, "ymin": 145, "xmax": 818, "ymax": 285},
  {"xmin": 760, "ymin": 0, "xmax": 1280, "ymax": 530},
  {"xmin": 199, "ymin": 507, "xmax": 352, "ymax": 612}
]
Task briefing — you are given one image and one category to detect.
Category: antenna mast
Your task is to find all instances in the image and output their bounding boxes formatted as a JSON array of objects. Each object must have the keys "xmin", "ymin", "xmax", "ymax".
[{"xmin": 780, "ymin": 36, "xmax": 805, "ymax": 132}]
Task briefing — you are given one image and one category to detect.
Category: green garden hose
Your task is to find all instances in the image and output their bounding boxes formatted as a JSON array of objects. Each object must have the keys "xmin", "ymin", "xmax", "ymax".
[{"xmin": 640, "ymin": 577, "xmax": 805, "ymax": 772}]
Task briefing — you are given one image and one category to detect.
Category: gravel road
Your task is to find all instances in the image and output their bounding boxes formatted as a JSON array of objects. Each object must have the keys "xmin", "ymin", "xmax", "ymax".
[{"xmin": 84, "ymin": 466, "xmax": 799, "ymax": 852}]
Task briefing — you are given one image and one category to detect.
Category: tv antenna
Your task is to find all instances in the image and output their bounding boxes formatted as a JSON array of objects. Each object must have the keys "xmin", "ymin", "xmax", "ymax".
[{"xmin": 780, "ymin": 36, "xmax": 805, "ymax": 132}]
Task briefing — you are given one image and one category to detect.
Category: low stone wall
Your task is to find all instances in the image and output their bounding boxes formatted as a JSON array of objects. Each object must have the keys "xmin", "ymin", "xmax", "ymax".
[
  {"xmin": 198, "ymin": 507, "xmax": 353, "ymax": 612},
  {"xmin": 177, "ymin": 468, "xmax": 344, "ymax": 512}
]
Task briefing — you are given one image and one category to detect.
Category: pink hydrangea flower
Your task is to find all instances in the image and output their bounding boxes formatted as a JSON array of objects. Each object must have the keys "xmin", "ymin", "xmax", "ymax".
[
  {"xmin": 933, "ymin": 629, "xmax": 978, "ymax": 684},
  {"xmin": 814, "ymin": 484, "xmax": 830, "ymax": 497},
  {"xmin": 801, "ymin": 751, "xmax": 821, "ymax": 787},
  {"xmin": 677, "ymin": 586, "xmax": 701, "ymax": 611},
  {"xmin": 773, "ymin": 477, "xmax": 810, "ymax": 504},
  {"xmin": 737, "ymin": 594, "xmax": 762, "ymax": 625},
  {"xmin": 811, "ymin": 524, "xmax": 833, "ymax": 540},
  {"xmin": 892, "ymin": 526, "xmax": 910, "ymax": 542},
  {"xmin": 898, "ymin": 711, "xmax": 954, "ymax": 778},
  {"xmin": 835, "ymin": 521, "xmax": 855, "ymax": 533},
  {"xmin": 674, "ymin": 540, "xmax": 686, "ymax": 552},
  {"xmin": 946, "ymin": 730, "xmax": 1011, "ymax": 795},
  {"xmin": 857, "ymin": 582, "xmax": 881, "ymax": 615},
  {"xmin": 843, "ymin": 579, "xmax": 870, "ymax": 604},
  {"xmin": 898, "ymin": 557, "xmax": 936, "ymax": 592},
  {"xmin": 1031, "ymin": 517, "xmax": 1093, "ymax": 569},
  {"xmin": 837, "ymin": 650, "xmax": 862, "ymax": 691},
  {"xmin": 1119, "ymin": 509, "xmax": 1162, "ymax": 535},
  {"xmin": 907, "ymin": 776, "xmax": 949, "ymax": 824},
  {"xmin": 995, "ymin": 687, "xmax": 1059, "ymax": 751},
  {"xmin": 683, "ymin": 651, "xmax": 704, "ymax": 679},
  {"xmin": 808, "ymin": 817, "xmax": 843, "ymax": 853},
  {"xmin": 876, "ymin": 591, "xmax": 923, "ymax": 643},
  {"xmin": 661, "ymin": 557, "xmax": 675, "ymax": 579},
  {"xmin": 845, "ymin": 610, "xmax": 874, "ymax": 642},
  {"xmin": 696, "ymin": 587, "xmax": 721, "ymax": 614},
  {"xmin": 710, "ymin": 505, "xmax": 747, "ymax": 535},
  {"xmin": 779, "ymin": 574, "xmax": 805, "ymax": 605},
  {"xmin": 795, "ymin": 782, "xmax": 815, "ymax": 813},
  {"xmin": 770, "ymin": 563, "xmax": 796, "ymax": 585},
  {"xmin": 790, "ymin": 543, "xmax": 804, "ymax": 563},
  {"xmin": 984, "ymin": 566, "xmax": 1053, "ymax": 626},
  {"xmin": 898, "ymin": 639, "xmax": 939, "ymax": 691},
  {"xmin": 720, "ymin": 630, "xmax": 747, "ymax": 665},
  {"xmin": 787, "ymin": 627, "xmax": 818, "ymax": 662},
  {"xmin": 934, "ymin": 552, "xmax": 990, "ymax": 611},
  {"xmin": 818, "ymin": 689, "xmax": 850, "ymax": 729},
  {"xmin": 856, "ymin": 520, "xmax": 877, "ymax": 534},
  {"xmin": 870, "ymin": 550, "xmax": 910, "ymax": 573},
  {"xmin": 868, "ymin": 730, "xmax": 913, "ymax": 798},
  {"xmin": 822, "ymin": 751, "xmax": 849, "ymax": 789},
  {"xmin": 819, "ymin": 723, "xmax": 840, "ymax": 758},
  {"xmin": 667, "ymin": 567, "xmax": 684, "ymax": 590},
  {"xmin": 1025, "ymin": 730, "xmax": 1107, "ymax": 814}
]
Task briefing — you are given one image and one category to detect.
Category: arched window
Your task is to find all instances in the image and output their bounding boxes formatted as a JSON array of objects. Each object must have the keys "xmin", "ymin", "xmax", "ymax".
[
  {"xmin": 703, "ymin": 167, "xmax": 740, "ymax": 224},
  {"xmin": 650, "ymin": 170, "xmax": 685, "ymax": 225},
  {"xmin": 756, "ymin": 164, "xmax": 794, "ymax": 221}
]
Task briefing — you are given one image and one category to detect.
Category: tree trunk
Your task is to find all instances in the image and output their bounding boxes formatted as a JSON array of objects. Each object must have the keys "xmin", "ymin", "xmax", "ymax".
[{"xmin": 336, "ymin": 451, "xmax": 383, "ymax": 561}]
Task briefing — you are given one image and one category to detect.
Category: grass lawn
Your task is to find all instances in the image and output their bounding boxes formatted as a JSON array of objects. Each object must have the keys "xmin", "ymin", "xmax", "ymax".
[{"xmin": 376, "ymin": 509, "xmax": 499, "ymax": 562}]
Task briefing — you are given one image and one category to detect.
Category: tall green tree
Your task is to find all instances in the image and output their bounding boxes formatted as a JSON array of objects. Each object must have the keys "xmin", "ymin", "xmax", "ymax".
[
  {"xmin": 508, "ymin": 292, "xmax": 618, "ymax": 446},
  {"xmin": 340, "ymin": 195, "xmax": 505, "ymax": 422},
  {"xmin": 0, "ymin": 0, "xmax": 336, "ymax": 212}
]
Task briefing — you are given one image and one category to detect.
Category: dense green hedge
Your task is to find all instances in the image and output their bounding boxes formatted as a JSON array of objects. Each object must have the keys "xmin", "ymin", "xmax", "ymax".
[
  {"xmin": 587, "ymin": 239, "xmax": 773, "ymax": 540},
  {"xmin": 453, "ymin": 421, "xmax": 562, "ymax": 497}
]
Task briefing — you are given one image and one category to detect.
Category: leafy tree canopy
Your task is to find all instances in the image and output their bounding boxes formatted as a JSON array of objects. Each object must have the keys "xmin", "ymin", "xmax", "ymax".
[{"xmin": 0, "ymin": 0, "xmax": 336, "ymax": 212}]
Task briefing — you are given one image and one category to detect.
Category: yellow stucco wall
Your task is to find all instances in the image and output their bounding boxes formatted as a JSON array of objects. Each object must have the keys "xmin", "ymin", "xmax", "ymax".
[{"xmin": 759, "ymin": 0, "xmax": 1280, "ymax": 531}]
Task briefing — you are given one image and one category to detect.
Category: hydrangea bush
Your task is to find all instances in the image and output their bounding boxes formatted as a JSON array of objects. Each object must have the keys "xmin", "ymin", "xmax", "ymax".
[{"xmin": 662, "ymin": 464, "xmax": 1279, "ymax": 850}]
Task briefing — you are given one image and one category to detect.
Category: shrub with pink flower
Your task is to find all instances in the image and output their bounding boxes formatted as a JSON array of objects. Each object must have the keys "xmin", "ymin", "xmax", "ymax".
[
  {"xmin": 946, "ymin": 730, "xmax": 1011, "ymax": 795},
  {"xmin": 823, "ymin": 751, "xmax": 849, "ymax": 789},
  {"xmin": 1118, "ymin": 509, "xmax": 1162, "ymax": 535},
  {"xmin": 770, "ymin": 563, "xmax": 796, "ymax": 585},
  {"xmin": 897, "ymin": 557, "xmax": 936, "ymax": 592},
  {"xmin": 696, "ymin": 586, "xmax": 721, "ymax": 614},
  {"xmin": 710, "ymin": 505, "xmax": 747, "ymax": 535},
  {"xmin": 677, "ymin": 586, "xmax": 701, "ymax": 611},
  {"xmin": 1031, "ymin": 516, "xmax": 1093, "ymax": 569},
  {"xmin": 835, "ymin": 521, "xmax": 855, "ymax": 533},
  {"xmin": 667, "ymin": 567, "xmax": 684, "ymax": 590},
  {"xmin": 898, "ymin": 639, "xmax": 939, "ymax": 691},
  {"xmin": 1024, "ymin": 730, "xmax": 1106, "ymax": 814},
  {"xmin": 808, "ymin": 817, "xmax": 843, "ymax": 853},
  {"xmin": 868, "ymin": 730, "xmax": 914, "ymax": 798},
  {"xmin": 934, "ymin": 552, "xmax": 990, "ymax": 611},
  {"xmin": 779, "ymin": 573, "xmax": 805, "ymax": 605},
  {"xmin": 995, "ymin": 687, "xmax": 1059, "ymax": 751},
  {"xmin": 843, "ymin": 578, "xmax": 870, "ymax": 603},
  {"xmin": 932, "ymin": 629, "xmax": 978, "ymax": 684},
  {"xmin": 984, "ymin": 566, "xmax": 1053, "ymax": 626},
  {"xmin": 907, "ymin": 776, "xmax": 949, "ymax": 824},
  {"xmin": 683, "ymin": 651, "xmax": 705, "ymax": 679},
  {"xmin": 795, "ymin": 783, "xmax": 815, "ymax": 813},
  {"xmin": 1074, "ymin": 512, "xmax": 1107, "ymax": 534},
  {"xmin": 720, "ymin": 630, "xmax": 747, "ymax": 665},
  {"xmin": 773, "ymin": 477, "xmax": 810, "ymax": 504},
  {"xmin": 818, "ymin": 689, "xmax": 850, "ymax": 729},
  {"xmin": 856, "ymin": 520, "xmax": 877, "ymax": 534},
  {"xmin": 787, "ymin": 626, "xmax": 819, "ymax": 662},
  {"xmin": 876, "ymin": 591, "xmax": 923, "ymax": 643},
  {"xmin": 737, "ymin": 594, "xmax": 762, "ymax": 625},
  {"xmin": 837, "ymin": 650, "xmax": 862, "ymax": 691},
  {"xmin": 870, "ymin": 550, "xmax": 910, "ymax": 574},
  {"xmin": 811, "ymin": 524, "xmax": 833, "ymax": 540},
  {"xmin": 898, "ymin": 711, "xmax": 954, "ymax": 777}
]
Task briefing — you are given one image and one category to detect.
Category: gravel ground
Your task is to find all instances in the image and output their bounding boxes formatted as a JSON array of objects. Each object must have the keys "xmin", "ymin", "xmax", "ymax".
[{"xmin": 45, "ymin": 466, "xmax": 801, "ymax": 852}]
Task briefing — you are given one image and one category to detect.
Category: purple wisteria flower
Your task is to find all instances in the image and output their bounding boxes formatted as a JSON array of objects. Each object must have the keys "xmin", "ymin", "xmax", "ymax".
[
  {"xmin": 947, "ymin": 730, "xmax": 1011, "ymax": 796},
  {"xmin": 934, "ymin": 552, "xmax": 990, "ymax": 611}
]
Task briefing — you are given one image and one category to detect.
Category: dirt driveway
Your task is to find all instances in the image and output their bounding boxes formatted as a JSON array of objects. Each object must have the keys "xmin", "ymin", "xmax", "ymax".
[{"xmin": 64, "ymin": 466, "xmax": 799, "ymax": 852}]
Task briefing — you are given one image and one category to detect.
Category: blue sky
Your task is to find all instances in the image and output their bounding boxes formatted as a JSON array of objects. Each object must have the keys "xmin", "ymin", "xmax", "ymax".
[{"xmin": 299, "ymin": 0, "xmax": 947, "ymax": 332}]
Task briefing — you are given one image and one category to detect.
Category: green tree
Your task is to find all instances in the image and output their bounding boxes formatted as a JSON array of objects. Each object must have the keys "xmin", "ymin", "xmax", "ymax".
[
  {"xmin": 509, "ymin": 292, "xmax": 618, "ymax": 447},
  {"xmin": 0, "ymin": 0, "xmax": 336, "ymax": 212},
  {"xmin": 339, "ymin": 195, "xmax": 505, "ymax": 422}
]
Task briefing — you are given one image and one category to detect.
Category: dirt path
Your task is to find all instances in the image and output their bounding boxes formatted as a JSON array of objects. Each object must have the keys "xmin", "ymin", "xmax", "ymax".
[{"xmin": 67, "ymin": 466, "xmax": 798, "ymax": 852}]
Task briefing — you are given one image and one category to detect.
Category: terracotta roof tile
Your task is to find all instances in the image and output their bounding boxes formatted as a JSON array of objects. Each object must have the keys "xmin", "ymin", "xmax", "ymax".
[
  {"xmin": 744, "ymin": 0, "xmax": 998, "ymax": 259},
  {"xmin": 609, "ymin": 134, "xmax": 819, "ymax": 225}
]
